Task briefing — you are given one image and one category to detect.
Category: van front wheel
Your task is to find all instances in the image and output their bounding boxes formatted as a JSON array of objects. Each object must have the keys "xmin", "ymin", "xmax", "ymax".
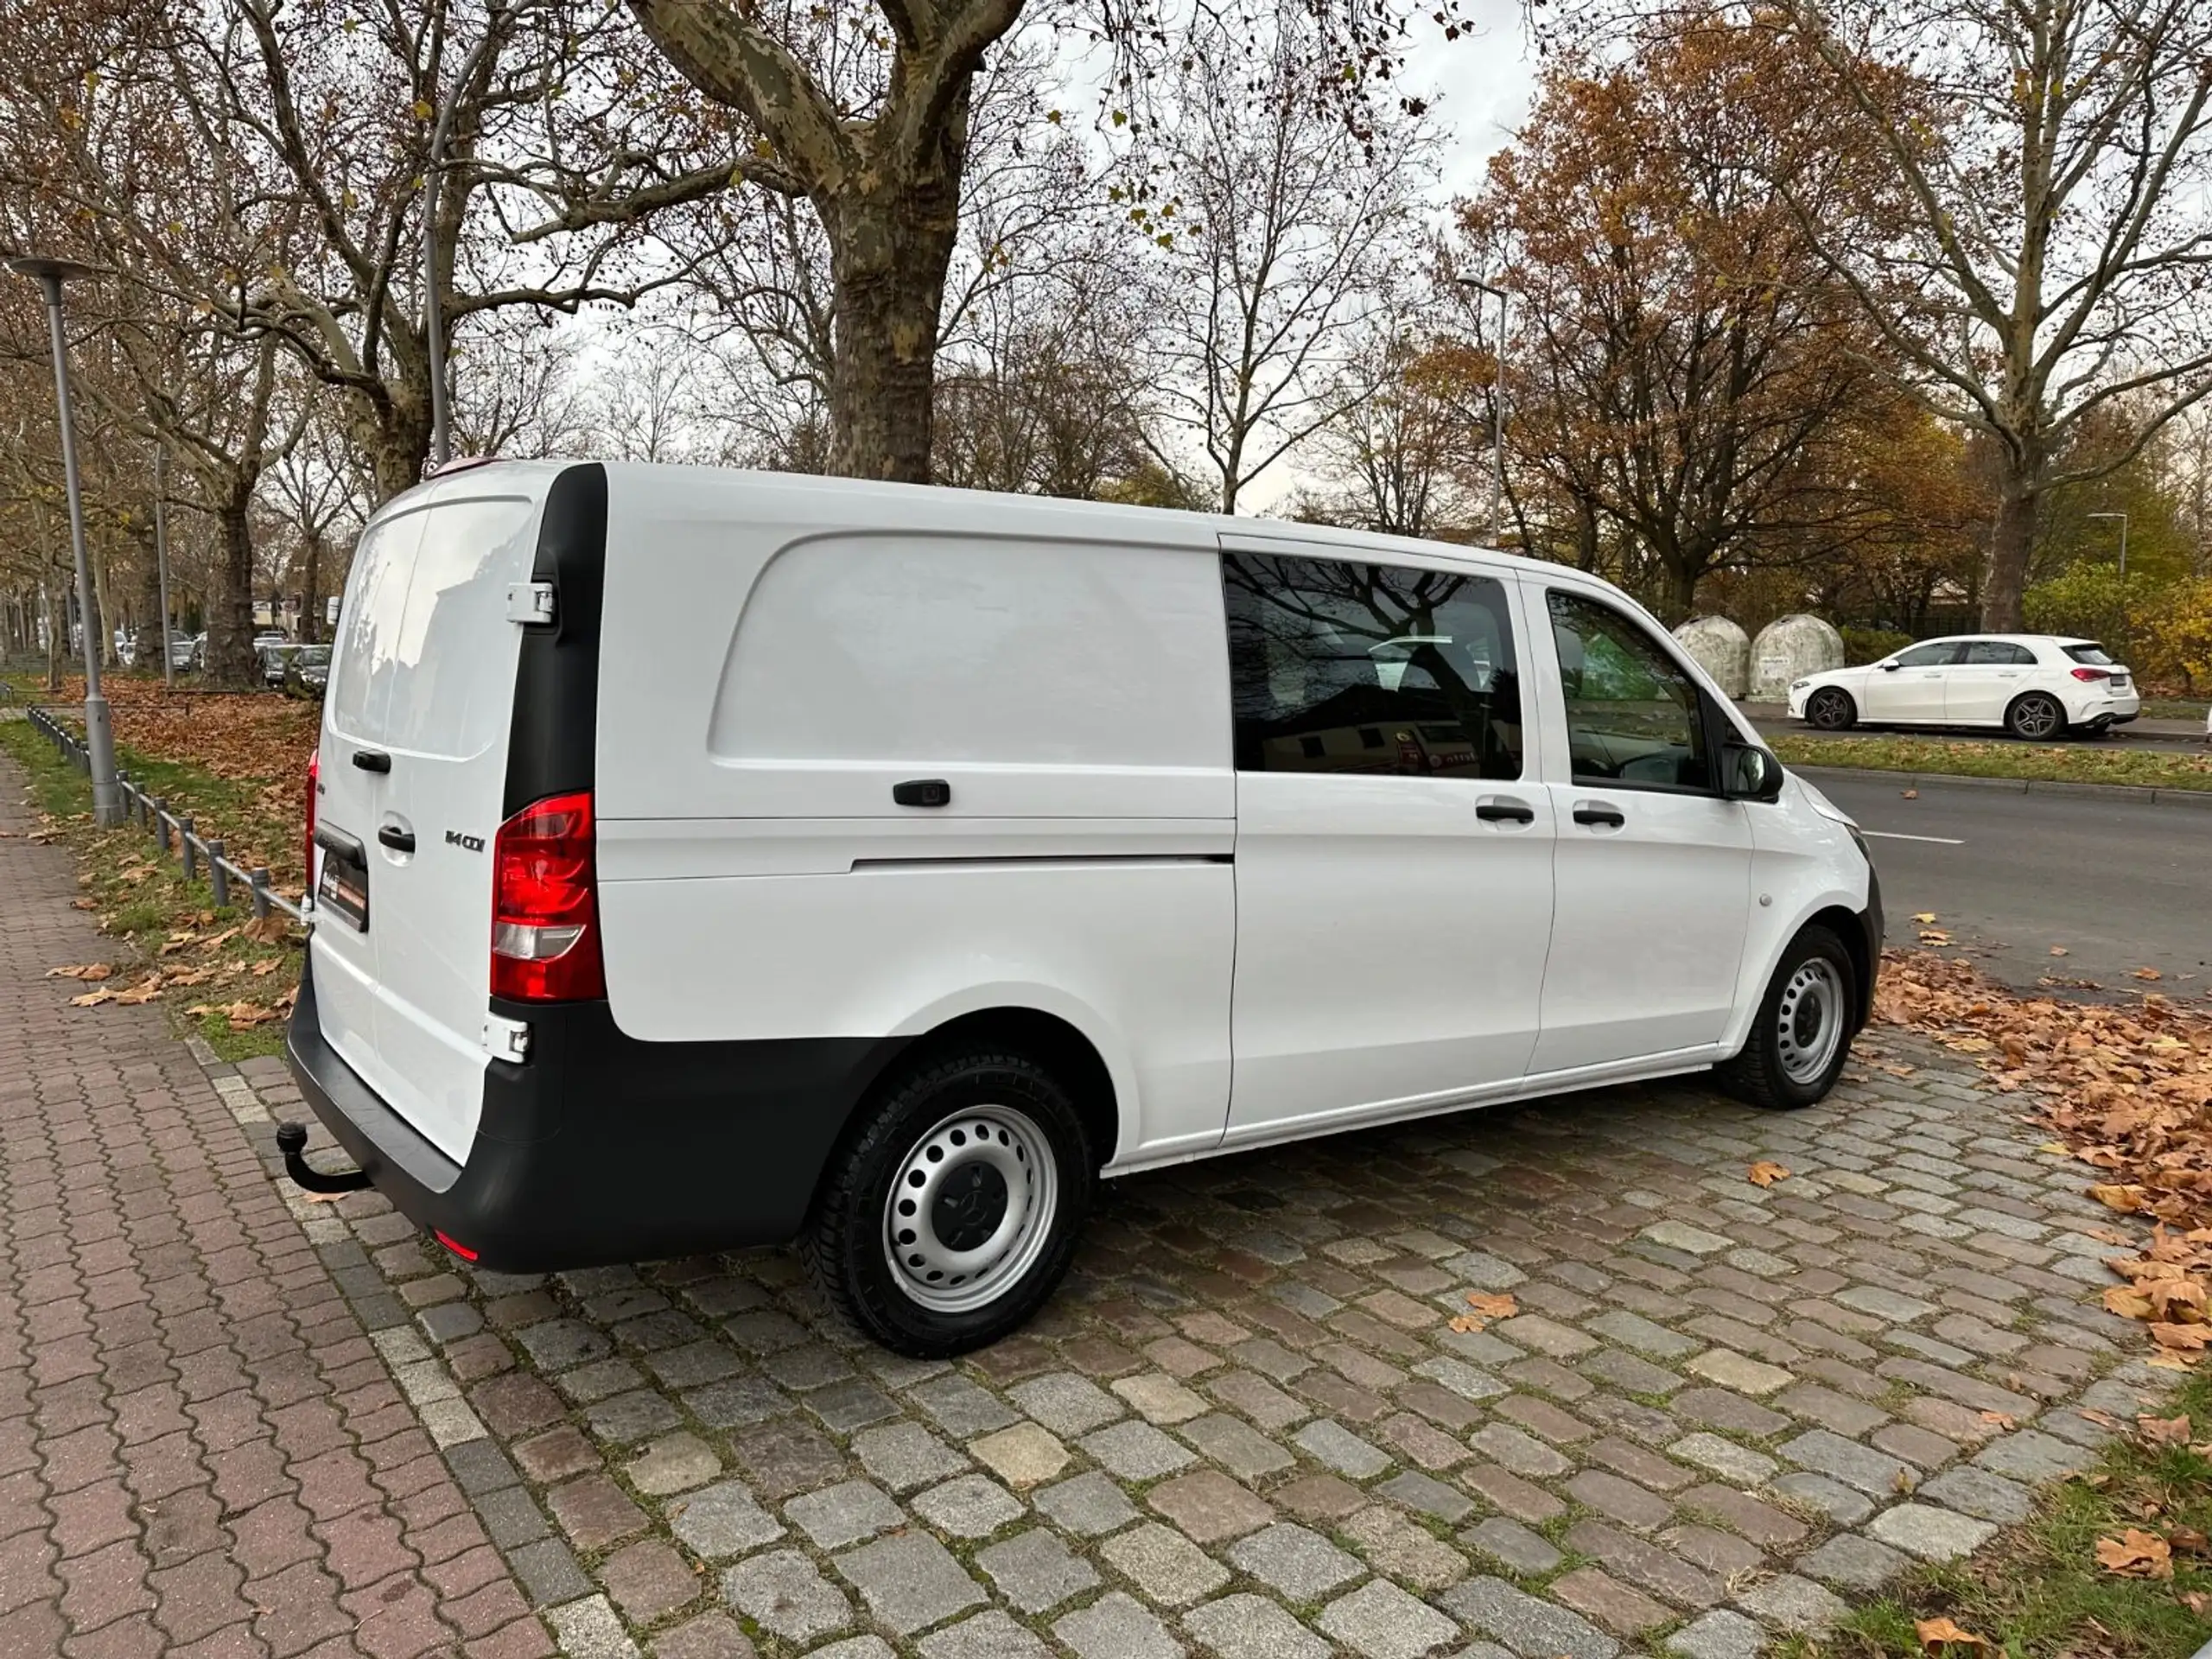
[
  {"xmin": 1717, "ymin": 925, "xmax": 1857, "ymax": 1110},
  {"xmin": 804, "ymin": 1047, "xmax": 1094, "ymax": 1357}
]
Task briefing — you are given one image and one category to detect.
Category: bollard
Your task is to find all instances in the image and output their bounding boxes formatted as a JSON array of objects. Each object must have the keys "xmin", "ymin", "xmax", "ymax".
[
  {"xmin": 180, "ymin": 818, "xmax": 196, "ymax": 880},
  {"xmin": 249, "ymin": 869, "xmax": 272, "ymax": 919},
  {"xmin": 208, "ymin": 842, "xmax": 229, "ymax": 908},
  {"xmin": 154, "ymin": 800, "xmax": 171, "ymax": 852}
]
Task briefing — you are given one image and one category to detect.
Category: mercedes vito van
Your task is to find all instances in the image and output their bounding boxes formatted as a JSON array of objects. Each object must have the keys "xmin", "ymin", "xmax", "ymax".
[{"xmin": 283, "ymin": 460, "xmax": 1880, "ymax": 1357}]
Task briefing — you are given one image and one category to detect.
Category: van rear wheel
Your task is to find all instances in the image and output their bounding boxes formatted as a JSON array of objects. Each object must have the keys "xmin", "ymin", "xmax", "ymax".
[
  {"xmin": 804, "ymin": 1046, "xmax": 1093, "ymax": 1357},
  {"xmin": 1716, "ymin": 925, "xmax": 1857, "ymax": 1110}
]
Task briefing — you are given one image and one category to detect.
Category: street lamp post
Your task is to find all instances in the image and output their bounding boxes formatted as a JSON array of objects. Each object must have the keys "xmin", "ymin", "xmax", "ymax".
[
  {"xmin": 2087, "ymin": 511, "xmax": 2129, "ymax": 579},
  {"xmin": 1457, "ymin": 276, "xmax": 1510, "ymax": 547},
  {"xmin": 9, "ymin": 255, "xmax": 124, "ymax": 826},
  {"xmin": 153, "ymin": 444, "xmax": 175, "ymax": 690}
]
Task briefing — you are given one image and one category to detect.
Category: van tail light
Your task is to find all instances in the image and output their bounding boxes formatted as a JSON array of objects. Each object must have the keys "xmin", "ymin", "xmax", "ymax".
[
  {"xmin": 304, "ymin": 749, "xmax": 319, "ymax": 887},
  {"xmin": 2070, "ymin": 666, "xmax": 2112, "ymax": 683},
  {"xmin": 490, "ymin": 790, "xmax": 605, "ymax": 1001}
]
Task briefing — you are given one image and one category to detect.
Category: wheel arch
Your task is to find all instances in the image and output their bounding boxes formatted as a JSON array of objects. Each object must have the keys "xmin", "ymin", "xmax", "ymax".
[{"xmin": 874, "ymin": 1006, "xmax": 1122, "ymax": 1170}]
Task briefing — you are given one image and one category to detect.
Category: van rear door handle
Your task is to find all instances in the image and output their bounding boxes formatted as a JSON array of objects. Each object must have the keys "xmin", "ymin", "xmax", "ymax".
[
  {"xmin": 376, "ymin": 825, "xmax": 416, "ymax": 854},
  {"xmin": 351, "ymin": 750, "xmax": 391, "ymax": 773},
  {"xmin": 1573, "ymin": 804, "xmax": 1626, "ymax": 828},
  {"xmin": 1475, "ymin": 799, "xmax": 1535, "ymax": 823}
]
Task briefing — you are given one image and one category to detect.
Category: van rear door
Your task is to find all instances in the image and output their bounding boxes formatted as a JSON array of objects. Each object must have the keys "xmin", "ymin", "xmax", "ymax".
[{"xmin": 313, "ymin": 490, "xmax": 543, "ymax": 1164}]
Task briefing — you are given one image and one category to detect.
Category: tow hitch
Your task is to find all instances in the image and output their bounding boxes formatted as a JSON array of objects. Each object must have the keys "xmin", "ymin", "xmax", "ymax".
[{"xmin": 275, "ymin": 1121, "xmax": 373, "ymax": 1195}]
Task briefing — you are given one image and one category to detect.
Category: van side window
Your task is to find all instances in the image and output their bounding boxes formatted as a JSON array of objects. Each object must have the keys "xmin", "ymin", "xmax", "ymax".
[
  {"xmin": 1222, "ymin": 553, "xmax": 1523, "ymax": 779},
  {"xmin": 1545, "ymin": 589, "xmax": 1711, "ymax": 791}
]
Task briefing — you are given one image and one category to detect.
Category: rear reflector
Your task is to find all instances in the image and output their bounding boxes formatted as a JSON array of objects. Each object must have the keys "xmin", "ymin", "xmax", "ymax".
[
  {"xmin": 434, "ymin": 1230, "xmax": 479, "ymax": 1261},
  {"xmin": 490, "ymin": 790, "xmax": 606, "ymax": 1001}
]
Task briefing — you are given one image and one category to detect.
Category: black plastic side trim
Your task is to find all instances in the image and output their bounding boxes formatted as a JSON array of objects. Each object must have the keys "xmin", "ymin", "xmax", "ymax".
[
  {"xmin": 505, "ymin": 462, "xmax": 607, "ymax": 818},
  {"xmin": 286, "ymin": 958, "xmax": 912, "ymax": 1271},
  {"xmin": 1856, "ymin": 865, "xmax": 1884, "ymax": 1030}
]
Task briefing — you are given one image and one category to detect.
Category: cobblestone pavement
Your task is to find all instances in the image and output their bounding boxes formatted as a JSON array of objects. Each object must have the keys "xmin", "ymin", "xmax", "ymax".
[
  {"xmin": 0, "ymin": 765, "xmax": 551, "ymax": 1658},
  {"xmin": 7, "ymin": 745, "xmax": 2180, "ymax": 1659}
]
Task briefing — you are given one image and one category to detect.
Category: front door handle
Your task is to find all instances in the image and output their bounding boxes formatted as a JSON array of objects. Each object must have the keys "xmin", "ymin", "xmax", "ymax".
[
  {"xmin": 376, "ymin": 825, "xmax": 416, "ymax": 854},
  {"xmin": 1475, "ymin": 799, "xmax": 1535, "ymax": 824},
  {"xmin": 1573, "ymin": 804, "xmax": 1625, "ymax": 828}
]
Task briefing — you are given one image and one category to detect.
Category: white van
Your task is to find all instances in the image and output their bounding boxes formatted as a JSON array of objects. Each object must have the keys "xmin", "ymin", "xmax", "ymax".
[{"xmin": 283, "ymin": 461, "xmax": 1880, "ymax": 1357}]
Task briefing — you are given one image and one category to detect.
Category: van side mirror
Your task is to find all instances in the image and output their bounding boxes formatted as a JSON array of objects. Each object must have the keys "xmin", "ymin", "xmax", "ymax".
[{"xmin": 1724, "ymin": 741, "xmax": 1784, "ymax": 803}]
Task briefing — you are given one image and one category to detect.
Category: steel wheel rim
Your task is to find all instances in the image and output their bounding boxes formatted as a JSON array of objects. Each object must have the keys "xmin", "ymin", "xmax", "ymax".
[
  {"xmin": 2014, "ymin": 696, "xmax": 2059, "ymax": 738},
  {"xmin": 1776, "ymin": 958, "xmax": 1845, "ymax": 1085},
  {"xmin": 1808, "ymin": 689, "xmax": 1848, "ymax": 728},
  {"xmin": 882, "ymin": 1104, "xmax": 1059, "ymax": 1314}
]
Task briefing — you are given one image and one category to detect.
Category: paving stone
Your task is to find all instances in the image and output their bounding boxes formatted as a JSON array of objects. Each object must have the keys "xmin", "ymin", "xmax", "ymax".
[
  {"xmin": 1103, "ymin": 1521, "xmax": 1234, "ymax": 1607},
  {"xmin": 604, "ymin": 1538, "xmax": 705, "ymax": 1622},
  {"xmin": 1414, "ymin": 1357, "xmax": 1512, "ymax": 1403},
  {"xmin": 1680, "ymin": 1483, "xmax": 1813, "ymax": 1547},
  {"xmin": 912, "ymin": 1376, "xmax": 1022, "ymax": 1438},
  {"xmin": 1732, "ymin": 1573, "xmax": 1847, "ymax": 1635},
  {"xmin": 912, "ymin": 1473, "xmax": 1026, "ymax": 1539},
  {"xmin": 835, "ymin": 1531, "xmax": 988, "ymax": 1635},
  {"xmin": 626, "ymin": 1431, "xmax": 721, "ymax": 1496},
  {"xmin": 1668, "ymin": 1433, "xmax": 1776, "ymax": 1488},
  {"xmin": 1663, "ymin": 1610, "xmax": 1764, "ymax": 1659},
  {"xmin": 1552, "ymin": 1567, "xmax": 1672, "ymax": 1637},
  {"xmin": 1920, "ymin": 1465, "xmax": 2035, "ymax": 1525},
  {"xmin": 969, "ymin": 1423, "xmax": 1071, "ymax": 1488},
  {"xmin": 786, "ymin": 1480, "xmax": 906, "ymax": 1550},
  {"xmin": 808, "ymin": 1638, "xmax": 895, "ymax": 1659},
  {"xmin": 1834, "ymin": 1286, "xmax": 1936, "ymax": 1323},
  {"xmin": 1033, "ymin": 1471, "xmax": 1141, "ymax": 1536},
  {"xmin": 1563, "ymin": 1470, "xmax": 1672, "ymax": 1532},
  {"xmin": 1318, "ymin": 1578, "xmax": 1461, "ymax": 1659},
  {"xmin": 1116, "ymin": 1374, "xmax": 1211, "ymax": 1425},
  {"xmin": 1275, "ymin": 1472, "xmax": 1370, "ymax": 1522},
  {"xmin": 1496, "ymin": 1314, "xmax": 1599, "ymax": 1358},
  {"xmin": 1462, "ymin": 1517, "xmax": 1561, "ymax": 1576},
  {"xmin": 1011, "ymin": 1372, "xmax": 1127, "ymax": 1437},
  {"xmin": 1797, "ymin": 1532, "xmax": 1909, "ymax": 1591},
  {"xmin": 1661, "ymin": 1523, "xmax": 1765, "ymax": 1580},
  {"xmin": 1085, "ymin": 1420, "xmax": 1201, "ymax": 1480},
  {"xmin": 1641, "ymin": 1222, "xmax": 1732, "ymax": 1255},
  {"xmin": 548, "ymin": 1594, "xmax": 642, "ymax": 1659},
  {"xmin": 1439, "ymin": 1576, "xmax": 1620, "ymax": 1659},
  {"xmin": 1343, "ymin": 1504, "xmax": 1468, "ymax": 1591},
  {"xmin": 667, "ymin": 1480, "xmax": 786, "ymax": 1560},
  {"xmin": 1774, "ymin": 1383, "xmax": 1889, "ymax": 1437},
  {"xmin": 1376, "ymin": 1470, "xmax": 1477, "ymax": 1523},
  {"xmin": 1562, "ymin": 1520, "xmax": 1723, "ymax": 1609},
  {"xmin": 1294, "ymin": 1418, "xmax": 1393, "ymax": 1478},
  {"xmin": 652, "ymin": 1611, "xmax": 757, "ymax": 1659},
  {"xmin": 721, "ymin": 1550, "xmax": 852, "ymax": 1643},
  {"xmin": 1444, "ymin": 1252, "xmax": 1529, "ymax": 1290},
  {"xmin": 916, "ymin": 1610, "xmax": 1051, "ymax": 1659},
  {"xmin": 1147, "ymin": 1471, "xmax": 1275, "ymax": 1543},
  {"xmin": 1764, "ymin": 1471, "xmax": 1873, "ymax": 1527},
  {"xmin": 1683, "ymin": 1350, "xmax": 1793, "ymax": 1396},
  {"xmin": 1226, "ymin": 1522, "xmax": 1365, "ymax": 1600},
  {"xmin": 1673, "ymin": 1389, "xmax": 1790, "ymax": 1438},
  {"xmin": 1974, "ymin": 1429, "xmax": 2090, "ymax": 1482},
  {"xmin": 976, "ymin": 1528, "xmax": 1102, "ymax": 1614},
  {"xmin": 1057, "ymin": 1590, "xmax": 1186, "ymax": 1659},
  {"xmin": 683, "ymin": 1376, "xmax": 791, "ymax": 1429},
  {"xmin": 1778, "ymin": 1429, "xmax": 1913, "ymax": 1496},
  {"xmin": 1183, "ymin": 1592, "xmax": 1330, "ymax": 1659},
  {"xmin": 1585, "ymin": 1311, "xmax": 1700, "ymax": 1359},
  {"xmin": 1868, "ymin": 1503, "xmax": 1998, "ymax": 1561}
]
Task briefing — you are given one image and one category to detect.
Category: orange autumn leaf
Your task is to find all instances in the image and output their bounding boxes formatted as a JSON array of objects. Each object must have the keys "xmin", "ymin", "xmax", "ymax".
[
  {"xmin": 1463, "ymin": 1291, "xmax": 1518, "ymax": 1319},
  {"xmin": 2091, "ymin": 1184, "xmax": 2149, "ymax": 1213},
  {"xmin": 2106, "ymin": 1285, "xmax": 2157, "ymax": 1320},
  {"xmin": 2152, "ymin": 1322, "xmax": 2212, "ymax": 1352},
  {"xmin": 1978, "ymin": 1409, "xmax": 2016, "ymax": 1430},
  {"xmin": 2096, "ymin": 1527, "xmax": 2174, "ymax": 1579},
  {"xmin": 1914, "ymin": 1618, "xmax": 1990, "ymax": 1654},
  {"xmin": 2138, "ymin": 1414, "xmax": 2192, "ymax": 1446},
  {"xmin": 1747, "ymin": 1160, "xmax": 1791, "ymax": 1187}
]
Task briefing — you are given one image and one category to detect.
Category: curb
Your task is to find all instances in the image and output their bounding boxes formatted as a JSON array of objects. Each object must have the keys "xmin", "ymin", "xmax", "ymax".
[{"xmin": 1790, "ymin": 763, "xmax": 2212, "ymax": 809}]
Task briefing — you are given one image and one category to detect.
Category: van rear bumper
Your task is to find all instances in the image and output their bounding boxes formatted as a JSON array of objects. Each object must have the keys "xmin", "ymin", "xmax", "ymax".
[{"xmin": 285, "ymin": 960, "xmax": 907, "ymax": 1272}]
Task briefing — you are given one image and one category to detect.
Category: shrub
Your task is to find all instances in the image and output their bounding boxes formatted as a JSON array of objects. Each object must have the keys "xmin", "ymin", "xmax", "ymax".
[
  {"xmin": 2139, "ymin": 578, "xmax": 2212, "ymax": 691},
  {"xmin": 1840, "ymin": 626, "xmax": 1911, "ymax": 665},
  {"xmin": 2023, "ymin": 564, "xmax": 2163, "ymax": 660}
]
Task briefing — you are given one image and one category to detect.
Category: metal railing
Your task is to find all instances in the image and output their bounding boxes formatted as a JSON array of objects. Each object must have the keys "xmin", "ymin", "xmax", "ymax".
[{"xmin": 22, "ymin": 703, "xmax": 304, "ymax": 922}]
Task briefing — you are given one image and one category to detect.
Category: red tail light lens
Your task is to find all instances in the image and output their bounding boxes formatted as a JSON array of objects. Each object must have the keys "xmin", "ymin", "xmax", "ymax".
[
  {"xmin": 304, "ymin": 749, "xmax": 319, "ymax": 890},
  {"xmin": 2070, "ymin": 666, "xmax": 2112, "ymax": 682},
  {"xmin": 490, "ymin": 790, "xmax": 605, "ymax": 1001}
]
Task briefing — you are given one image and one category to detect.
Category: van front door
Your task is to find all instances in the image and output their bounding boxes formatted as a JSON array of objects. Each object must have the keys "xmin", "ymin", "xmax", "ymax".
[
  {"xmin": 1222, "ymin": 545, "xmax": 1554, "ymax": 1140},
  {"xmin": 1529, "ymin": 585, "xmax": 1752, "ymax": 1074}
]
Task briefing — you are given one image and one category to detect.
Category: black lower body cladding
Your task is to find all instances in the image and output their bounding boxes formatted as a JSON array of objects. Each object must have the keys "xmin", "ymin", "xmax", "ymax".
[{"xmin": 285, "ymin": 960, "xmax": 910, "ymax": 1271}]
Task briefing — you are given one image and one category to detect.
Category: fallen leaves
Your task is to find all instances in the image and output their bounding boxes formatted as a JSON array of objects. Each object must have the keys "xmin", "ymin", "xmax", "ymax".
[
  {"xmin": 183, "ymin": 1001, "xmax": 281, "ymax": 1027},
  {"xmin": 1746, "ymin": 1160, "xmax": 1791, "ymax": 1187},
  {"xmin": 2095, "ymin": 1527, "xmax": 2174, "ymax": 1579},
  {"xmin": 2137, "ymin": 1414, "xmax": 2192, "ymax": 1446},
  {"xmin": 2136, "ymin": 966, "xmax": 2166, "ymax": 982},
  {"xmin": 1449, "ymin": 1290, "xmax": 1518, "ymax": 1332},
  {"xmin": 1913, "ymin": 1617, "xmax": 1989, "ymax": 1654},
  {"xmin": 47, "ymin": 963, "xmax": 112, "ymax": 981}
]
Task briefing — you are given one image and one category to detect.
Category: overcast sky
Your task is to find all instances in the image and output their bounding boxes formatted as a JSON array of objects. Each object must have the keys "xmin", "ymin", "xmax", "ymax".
[{"xmin": 1414, "ymin": 0, "xmax": 1539, "ymax": 201}]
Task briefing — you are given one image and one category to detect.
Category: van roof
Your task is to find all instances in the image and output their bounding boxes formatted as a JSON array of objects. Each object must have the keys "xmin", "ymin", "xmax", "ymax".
[{"xmin": 378, "ymin": 457, "xmax": 1559, "ymax": 581}]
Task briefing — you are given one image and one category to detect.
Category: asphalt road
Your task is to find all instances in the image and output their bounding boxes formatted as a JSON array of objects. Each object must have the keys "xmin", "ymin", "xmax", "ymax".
[{"xmin": 1805, "ymin": 770, "xmax": 2212, "ymax": 1003}]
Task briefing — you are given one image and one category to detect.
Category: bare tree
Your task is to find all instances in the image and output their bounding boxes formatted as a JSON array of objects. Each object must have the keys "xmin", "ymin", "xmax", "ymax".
[{"xmin": 1142, "ymin": 14, "xmax": 1433, "ymax": 513}]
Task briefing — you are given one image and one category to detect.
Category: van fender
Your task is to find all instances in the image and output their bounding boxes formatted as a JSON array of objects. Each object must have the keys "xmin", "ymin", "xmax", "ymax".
[
  {"xmin": 884, "ymin": 982, "xmax": 1147, "ymax": 1160},
  {"xmin": 1718, "ymin": 878, "xmax": 1878, "ymax": 1059}
]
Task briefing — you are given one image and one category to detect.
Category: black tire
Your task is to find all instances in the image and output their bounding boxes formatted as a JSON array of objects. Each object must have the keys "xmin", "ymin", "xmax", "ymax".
[
  {"xmin": 1717, "ymin": 925, "xmax": 1857, "ymax": 1110},
  {"xmin": 2005, "ymin": 690, "xmax": 2066, "ymax": 741},
  {"xmin": 803, "ymin": 1046, "xmax": 1094, "ymax": 1357},
  {"xmin": 1804, "ymin": 686, "xmax": 1857, "ymax": 731}
]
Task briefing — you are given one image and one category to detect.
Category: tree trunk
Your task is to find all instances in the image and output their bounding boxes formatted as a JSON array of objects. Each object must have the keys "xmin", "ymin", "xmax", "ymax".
[
  {"xmin": 1982, "ymin": 474, "xmax": 2039, "ymax": 632},
  {"xmin": 301, "ymin": 531, "xmax": 323, "ymax": 644},
  {"xmin": 1664, "ymin": 557, "xmax": 1701, "ymax": 626},
  {"xmin": 91, "ymin": 539, "xmax": 118, "ymax": 669},
  {"xmin": 43, "ymin": 571, "xmax": 62, "ymax": 690},
  {"xmin": 823, "ymin": 180, "xmax": 961, "ymax": 484},
  {"xmin": 134, "ymin": 522, "xmax": 166, "ymax": 673},
  {"xmin": 208, "ymin": 497, "xmax": 259, "ymax": 688}
]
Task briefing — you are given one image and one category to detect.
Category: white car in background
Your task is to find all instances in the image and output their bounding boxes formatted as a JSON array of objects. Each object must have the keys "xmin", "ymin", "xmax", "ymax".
[{"xmin": 1789, "ymin": 634, "xmax": 2139, "ymax": 739}]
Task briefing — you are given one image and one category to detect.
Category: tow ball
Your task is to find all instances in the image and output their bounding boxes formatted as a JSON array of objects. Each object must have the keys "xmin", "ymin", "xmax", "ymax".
[{"xmin": 275, "ymin": 1122, "xmax": 372, "ymax": 1196}]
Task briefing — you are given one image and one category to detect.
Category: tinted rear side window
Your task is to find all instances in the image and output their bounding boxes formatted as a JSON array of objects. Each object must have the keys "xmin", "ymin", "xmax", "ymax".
[
  {"xmin": 1961, "ymin": 640, "xmax": 2035, "ymax": 664},
  {"xmin": 1222, "ymin": 552, "xmax": 1523, "ymax": 779},
  {"xmin": 2063, "ymin": 642, "xmax": 2115, "ymax": 665}
]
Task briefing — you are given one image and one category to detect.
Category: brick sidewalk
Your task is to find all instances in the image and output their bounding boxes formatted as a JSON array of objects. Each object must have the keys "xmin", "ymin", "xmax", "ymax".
[{"xmin": 0, "ymin": 755, "xmax": 550, "ymax": 1659}]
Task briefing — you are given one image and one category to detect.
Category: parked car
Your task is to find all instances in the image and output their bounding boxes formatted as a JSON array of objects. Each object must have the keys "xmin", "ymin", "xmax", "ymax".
[
  {"xmin": 168, "ymin": 631, "xmax": 196, "ymax": 671},
  {"xmin": 283, "ymin": 460, "xmax": 1880, "ymax": 1357},
  {"xmin": 1788, "ymin": 634, "xmax": 2139, "ymax": 739},
  {"xmin": 258, "ymin": 641, "xmax": 304, "ymax": 687},
  {"xmin": 283, "ymin": 645, "xmax": 331, "ymax": 699}
]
